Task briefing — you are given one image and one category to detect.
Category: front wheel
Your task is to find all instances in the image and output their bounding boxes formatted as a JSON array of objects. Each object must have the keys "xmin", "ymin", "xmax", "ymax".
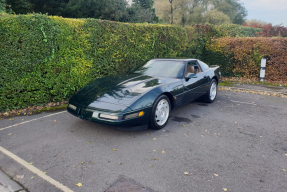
[
  {"xmin": 149, "ymin": 95, "xmax": 171, "ymax": 130},
  {"xmin": 201, "ymin": 79, "xmax": 218, "ymax": 103}
]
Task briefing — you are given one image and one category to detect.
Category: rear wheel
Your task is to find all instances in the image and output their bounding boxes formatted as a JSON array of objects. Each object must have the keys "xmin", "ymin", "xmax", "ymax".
[
  {"xmin": 201, "ymin": 79, "xmax": 218, "ymax": 103},
  {"xmin": 149, "ymin": 95, "xmax": 171, "ymax": 130}
]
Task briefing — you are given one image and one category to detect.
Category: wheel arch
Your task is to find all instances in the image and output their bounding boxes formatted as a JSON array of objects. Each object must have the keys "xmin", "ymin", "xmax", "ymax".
[
  {"xmin": 161, "ymin": 92, "xmax": 174, "ymax": 110},
  {"xmin": 212, "ymin": 76, "xmax": 219, "ymax": 84}
]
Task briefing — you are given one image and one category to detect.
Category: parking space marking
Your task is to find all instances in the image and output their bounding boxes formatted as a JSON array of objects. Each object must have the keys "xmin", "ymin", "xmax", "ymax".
[
  {"xmin": 0, "ymin": 111, "xmax": 67, "ymax": 131},
  {"xmin": 231, "ymin": 100, "xmax": 257, "ymax": 105},
  {"xmin": 0, "ymin": 145, "xmax": 73, "ymax": 192}
]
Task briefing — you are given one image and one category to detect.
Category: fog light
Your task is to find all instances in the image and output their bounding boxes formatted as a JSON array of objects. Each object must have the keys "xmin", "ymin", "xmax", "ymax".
[
  {"xmin": 69, "ymin": 104, "xmax": 77, "ymax": 110},
  {"xmin": 99, "ymin": 113, "xmax": 118, "ymax": 120},
  {"xmin": 138, "ymin": 111, "xmax": 144, "ymax": 116}
]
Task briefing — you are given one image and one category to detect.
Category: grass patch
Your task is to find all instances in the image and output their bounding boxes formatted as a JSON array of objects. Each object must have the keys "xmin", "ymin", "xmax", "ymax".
[
  {"xmin": 219, "ymin": 80, "xmax": 234, "ymax": 86},
  {"xmin": 32, "ymin": 104, "xmax": 68, "ymax": 114}
]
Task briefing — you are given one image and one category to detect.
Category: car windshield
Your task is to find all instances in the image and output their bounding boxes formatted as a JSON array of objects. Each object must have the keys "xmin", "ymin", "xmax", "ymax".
[{"xmin": 134, "ymin": 60, "xmax": 185, "ymax": 78}]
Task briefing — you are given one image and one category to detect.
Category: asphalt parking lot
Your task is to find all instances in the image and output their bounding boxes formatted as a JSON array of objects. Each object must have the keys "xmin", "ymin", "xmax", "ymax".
[{"xmin": 1, "ymin": 90, "xmax": 287, "ymax": 192}]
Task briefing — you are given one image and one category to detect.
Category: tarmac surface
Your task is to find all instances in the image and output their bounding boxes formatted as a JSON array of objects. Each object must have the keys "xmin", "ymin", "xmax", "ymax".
[{"xmin": 0, "ymin": 90, "xmax": 287, "ymax": 192}]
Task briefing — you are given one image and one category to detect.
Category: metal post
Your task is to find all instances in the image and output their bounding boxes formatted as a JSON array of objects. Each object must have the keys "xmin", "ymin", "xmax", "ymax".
[{"xmin": 260, "ymin": 58, "xmax": 266, "ymax": 82}]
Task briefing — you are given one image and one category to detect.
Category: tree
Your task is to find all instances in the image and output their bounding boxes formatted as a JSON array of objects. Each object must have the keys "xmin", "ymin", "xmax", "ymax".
[
  {"xmin": 154, "ymin": 0, "xmax": 193, "ymax": 25},
  {"xmin": 203, "ymin": 9, "xmax": 231, "ymax": 25},
  {"xmin": 133, "ymin": 0, "xmax": 154, "ymax": 9},
  {"xmin": 5, "ymin": 0, "xmax": 157, "ymax": 23},
  {"xmin": 154, "ymin": 0, "xmax": 248, "ymax": 25},
  {"xmin": 212, "ymin": 0, "xmax": 247, "ymax": 25},
  {"xmin": 0, "ymin": 0, "xmax": 5, "ymax": 13},
  {"xmin": 243, "ymin": 19, "xmax": 268, "ymax": 28},
  {"xmin": 5, "ymin": 0, "xmax": 132, "ymax": 22},
  {"xmin": 130, "ymin": 0, "xmax": 158, "ymax": 23},
  {"xmin": 6, "ymin": 0, "xmax": 33, "ymax": 14}
]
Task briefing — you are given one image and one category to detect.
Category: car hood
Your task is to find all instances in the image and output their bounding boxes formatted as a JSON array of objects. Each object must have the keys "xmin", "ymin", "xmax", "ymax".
[{"xmin": 70, "ymin": 74, "xmax": 176, "ymax": 108}]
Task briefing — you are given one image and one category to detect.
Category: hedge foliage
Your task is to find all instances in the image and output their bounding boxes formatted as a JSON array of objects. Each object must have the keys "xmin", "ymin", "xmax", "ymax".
[
  {"xmin": 219, "ymin": 24, "xmax": 262, "ymax": 37},
  {"xmin": 204, "ymin": 37, "xmax": 287, "ymax": 81},
  {"xmin": 0, "ymin": 14, "xmax": 225, "ymax": 111}
]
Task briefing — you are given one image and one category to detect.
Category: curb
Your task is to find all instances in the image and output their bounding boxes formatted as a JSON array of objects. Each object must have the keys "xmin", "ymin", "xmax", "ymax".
[
  {"xmin": 0, "ymin": 170, "xmax": 26, "ymax": 192},
  {"xmin": 219, "ymin": 86, "xmax": 287, "ymax": 96}
]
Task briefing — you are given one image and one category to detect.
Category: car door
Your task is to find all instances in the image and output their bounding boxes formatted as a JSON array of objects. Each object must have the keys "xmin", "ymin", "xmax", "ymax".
[
  {"xmin": 197, "ymin": 60, "xmax": 211, "ymax": 94},
  {"xmin": 182, "ymin": 61, "xmax": 206, "ymax": 104}
]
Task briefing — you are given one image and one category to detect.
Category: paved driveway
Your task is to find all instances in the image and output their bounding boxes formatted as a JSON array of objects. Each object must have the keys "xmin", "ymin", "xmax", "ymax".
[{"xmin": 0, "ymin": 90, "xmax": 287, "ymax": 192}]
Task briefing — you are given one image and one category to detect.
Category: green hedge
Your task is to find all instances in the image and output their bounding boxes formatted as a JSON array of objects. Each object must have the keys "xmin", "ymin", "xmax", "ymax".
[
  {"xmin": 203, "ymin": 37, "xmax": 287, "ymax": 81},
  {"xmin": 219, "ymin": 24, "xmax": 262, "ymax": 37},
  {"xmin": 0, "ymin": 14, "xmax": 225, "ymax": 111}
]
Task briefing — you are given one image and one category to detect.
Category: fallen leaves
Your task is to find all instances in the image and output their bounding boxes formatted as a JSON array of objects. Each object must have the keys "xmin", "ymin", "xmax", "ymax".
[
  {"xmin": 8, "ymin": 133, "xmax": 12, "ymax": 136},
  {"xmin": 113, "ymin": 149, "xmax": 117, "ymax": 151},
  {"xmin": 183, "ymin": 125, "xmax": 187, "ymax": 127},
  {"xmin": 162, "ymin": 151, "xmax": 165, "ymax": 154},
  {"xmin": 219, "ymin": 86, "xmax": 287, "ymax": 98},
  {"xmin": 88, "ymin": 142, "xmax": 91, "ymax": 144},
  {"xmin": 214, "ymin": 174, "xmax": 219, "ymax": 177},
  {"xmin": 31, "ymin": 176, "xmax": 35, "ymax": 179},
  {"xmin": 0, "ymin": 101, "xmax": 69, "ymax": 117},
  {"xmin": 184, "ymin": 134, "xmax": 187, "ymax": 136},
  {"xmin": 152, "ymin": 138, "xmax": 156, "ymax": 141},
  {"xmin": 283, "ymin": 169, "xmax": 286, "ymax": 172},
  {"xmin": 152, "ymin": 158, "xmax": 158, "ymax": 160},
  {"xmin": 285, "ymin": 154, "xmax": 287, "ymax": 156},
  {"xmin": 147, "ymin": 134, "xmax": 149, "ymax": 136},
  {"xmin": 16, "ymin": 175, "xmax": 24, "ymax": 179},
  {"xmin": 76, "ymin": 183, "xmax": 82, "ymax": 187},
  {"xmin": 29, "ymin": 162, "xmax": 34, "ymax": 165},
  {"xmin": 184, "ymin": 172, "xmax": 188, "ymax": 175},
  {"xmin": 223, "ymin": 188, "xmax": 227, "ymax": 191},
  {"xmin": 53, "ymin": 120, "xmax": 56, "ymax": 122}
]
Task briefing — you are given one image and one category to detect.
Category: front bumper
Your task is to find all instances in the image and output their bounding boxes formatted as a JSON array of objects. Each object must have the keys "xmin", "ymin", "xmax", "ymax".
[{"xmin": 67, "ymin": 104, "xmax": 152, "ymax": 131}]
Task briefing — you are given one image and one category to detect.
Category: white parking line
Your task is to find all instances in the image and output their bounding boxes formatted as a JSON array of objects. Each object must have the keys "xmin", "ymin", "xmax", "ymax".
[
  {"xmin": 0, "ymin": 146, "xmax": 73, "ymax": 192},
  {"xmin": 231, "ymin": 100, "xmax": 257, "ymax": 105},
  {"xmin": 0, "ymin": 111, "xmax": 67, "ymax": 131}
]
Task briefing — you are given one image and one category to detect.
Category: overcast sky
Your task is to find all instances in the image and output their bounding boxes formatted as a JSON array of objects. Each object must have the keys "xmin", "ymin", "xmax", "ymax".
[{"xmin": 240, "ymin": 0, "xmax": 287, "ymax": 26}]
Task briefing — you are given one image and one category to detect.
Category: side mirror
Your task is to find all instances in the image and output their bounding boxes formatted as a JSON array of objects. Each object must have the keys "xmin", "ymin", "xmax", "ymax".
[{"xmin": 185, "ymin": 73, "xmax": 197, "ymax": 80}]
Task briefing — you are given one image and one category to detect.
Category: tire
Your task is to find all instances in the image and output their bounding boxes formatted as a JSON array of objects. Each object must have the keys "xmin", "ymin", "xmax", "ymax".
[
  {"xmin": 201, "ymin": 79, "xmax": 218, "ymax": 103},
  {"xmin": 149, "ymin": 95, "xmax": 171, "ymax": 130}
]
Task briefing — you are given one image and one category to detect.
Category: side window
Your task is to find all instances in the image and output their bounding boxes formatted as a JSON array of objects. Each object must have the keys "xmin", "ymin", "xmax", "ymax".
[
  {"xmin": 198, "ymin": 60, "xmax": 209, "ymax": 72},
  {"xmin": 187, "ymin": 61, "xmax": 201, "ymax": 74}
]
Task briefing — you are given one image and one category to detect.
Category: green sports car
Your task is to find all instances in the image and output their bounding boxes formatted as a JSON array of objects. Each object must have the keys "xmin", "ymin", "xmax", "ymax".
[{"xmin": 67, "ymin": 59, "xmax": 221, "ymax": 130}]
